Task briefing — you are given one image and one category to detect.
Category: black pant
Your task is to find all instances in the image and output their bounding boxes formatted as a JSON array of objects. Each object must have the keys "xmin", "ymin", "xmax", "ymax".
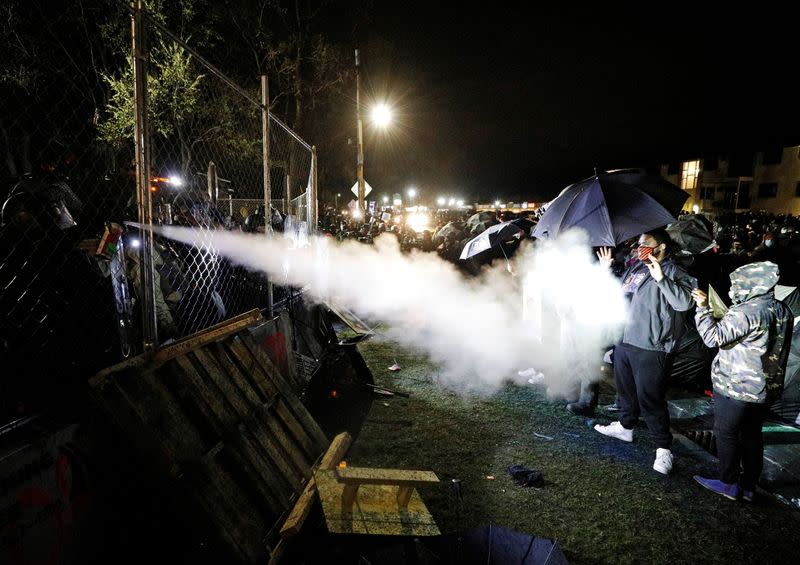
[
  {"xmin": 714, "ymin": 393, "xmax": 768, "ymax": 489},
  {"xmin": 614, "ymin": 343, "xmax": 672, "ymax": 449}
]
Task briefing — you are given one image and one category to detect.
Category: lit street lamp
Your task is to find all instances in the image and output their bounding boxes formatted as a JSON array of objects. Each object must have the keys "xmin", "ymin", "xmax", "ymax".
[{"xmin": 371, "ymin": 103, "xmax": 393, "ymax": 128}]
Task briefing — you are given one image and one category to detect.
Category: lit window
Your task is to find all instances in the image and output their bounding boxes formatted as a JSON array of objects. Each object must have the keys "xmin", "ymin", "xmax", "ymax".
[{"xmin": 681, "ymin": 160, "xmax": 701, "ymax": 190}]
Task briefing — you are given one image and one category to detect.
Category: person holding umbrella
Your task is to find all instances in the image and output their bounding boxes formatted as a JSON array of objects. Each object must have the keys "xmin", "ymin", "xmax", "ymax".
[{"xmin": 594, "ymin": 228, "xmax": 697, "ymax": 474}]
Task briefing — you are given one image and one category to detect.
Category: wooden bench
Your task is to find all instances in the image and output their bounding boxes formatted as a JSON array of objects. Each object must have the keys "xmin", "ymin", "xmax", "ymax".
[{"xmin": 334, "ymin": 467, "xmax": 440, "ymax": 511}]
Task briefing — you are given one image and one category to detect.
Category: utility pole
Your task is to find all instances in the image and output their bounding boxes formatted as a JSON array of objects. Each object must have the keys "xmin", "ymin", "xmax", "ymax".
[{"xmin": 355, "ymin": 49, "xmax": 365, "ymax": 215}]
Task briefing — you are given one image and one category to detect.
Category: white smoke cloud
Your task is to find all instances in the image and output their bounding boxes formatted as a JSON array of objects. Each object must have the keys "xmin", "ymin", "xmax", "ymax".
[{"xmin": 151, "ymin": 225, "xmax": 627, "ymax": 397}]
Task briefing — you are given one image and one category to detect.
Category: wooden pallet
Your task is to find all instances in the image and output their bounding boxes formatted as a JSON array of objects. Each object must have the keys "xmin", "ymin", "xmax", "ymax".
[
  {"xmin": 313, "ymin": 467, "xmax": 441, "ymax": 537},
  {"xmin": 90, "ymin": 309, "xmax": 330, "ymax": 563}
]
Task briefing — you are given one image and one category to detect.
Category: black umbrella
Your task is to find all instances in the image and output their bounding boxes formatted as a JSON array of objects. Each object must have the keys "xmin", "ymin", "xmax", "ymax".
[
  {"xmin": 532, "ymin": 169, "xmax": 688, "ymax": 246},
  {"xmin": 666, "ymin": 214, "xmax": 715, "ymax": 254},
  {"xmin": 421, "ymin": 523, "xmax": 568, "ymax": 565},
  {"xmin": 460, "ymin": 221, "xmax": 525, "ymax": 260},
  {"xmin": 510, "ymin": 217, "xmax": 536, "ymax": 237}
]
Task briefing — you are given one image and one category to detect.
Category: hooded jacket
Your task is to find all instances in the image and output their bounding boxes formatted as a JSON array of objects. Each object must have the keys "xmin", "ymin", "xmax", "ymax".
[
  {"xmin": 619, "ymin": 257, "xmax": 697, "ymax": 353},
  {"xmin": 695, "ymin": 261, "xmax": 793, "ymax": 403}
]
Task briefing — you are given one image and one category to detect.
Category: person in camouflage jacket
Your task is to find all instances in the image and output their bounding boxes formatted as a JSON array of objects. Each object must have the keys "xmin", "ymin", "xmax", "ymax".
[{"xmin": 691, "ymin": 261, "xmax": 793, "ymax": 501}]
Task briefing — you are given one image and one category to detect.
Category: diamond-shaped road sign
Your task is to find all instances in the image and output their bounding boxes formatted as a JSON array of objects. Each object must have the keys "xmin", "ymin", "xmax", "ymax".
[{"xmin": 351, "ymin": 180, "xmax": 373, "ymax": 197}]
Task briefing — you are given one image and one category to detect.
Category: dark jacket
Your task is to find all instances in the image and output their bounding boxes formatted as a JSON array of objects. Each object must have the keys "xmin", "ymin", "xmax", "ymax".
[
  {"xmin": 695, "ymin": 261, "xmax": 793, "ymax": 403},
  {"xmin": 619, "ymin": 257, "xmax": 697, "ymax": 353}
]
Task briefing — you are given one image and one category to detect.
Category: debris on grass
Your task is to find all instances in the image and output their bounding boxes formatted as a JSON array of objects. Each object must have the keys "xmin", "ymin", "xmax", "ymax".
[
  {"xmin": 485, "ymin": 475, "xmax": 495, "ymax": 480},
  {"xmin": 533, "ymin": 432, "xmax": 554, "ymax": 441},
  {"xmin": 388, "ymin": 360, "xmax": 401, "ymax": 371},
  {"xmin": 507, "ymin": 464, "xmax": 544, "ymax": 487},
  {"xmin": 562, "ymin": 432, "xmax": 580, "ymax": 439}
]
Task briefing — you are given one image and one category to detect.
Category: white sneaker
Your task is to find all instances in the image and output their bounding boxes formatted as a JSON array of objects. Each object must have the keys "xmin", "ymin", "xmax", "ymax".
[
  {"xmin": 527, "ymin": 372, "xmax": 545, "ymax": 385},
  {"xmin": 653, "ymin": 448, "xmax": 673, "ymax": 475},
  {"xmin": 593, "ymin": 421, "xmax": 633, "ymax": 442}
]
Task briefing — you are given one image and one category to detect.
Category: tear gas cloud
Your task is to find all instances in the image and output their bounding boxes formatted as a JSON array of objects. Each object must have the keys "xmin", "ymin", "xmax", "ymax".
[{"xmin": 152, "ymin": 225, "xmax": 628, "ymax": 396}]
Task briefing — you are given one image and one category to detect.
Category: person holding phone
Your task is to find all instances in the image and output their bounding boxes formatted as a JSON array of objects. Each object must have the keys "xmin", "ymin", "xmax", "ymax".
[{"xmin": 594, "ymin": 229, "xmax": 697, "ymax": 474}]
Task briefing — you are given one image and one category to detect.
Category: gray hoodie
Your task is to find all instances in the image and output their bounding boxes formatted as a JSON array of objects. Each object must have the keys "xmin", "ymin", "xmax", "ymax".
[{"xmin": 619, "ymin": 258, "xmax": 697, "ymax": 352}]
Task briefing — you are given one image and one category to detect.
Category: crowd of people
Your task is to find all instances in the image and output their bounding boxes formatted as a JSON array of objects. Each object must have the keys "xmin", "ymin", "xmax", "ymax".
[
  {"xmin": 570, "ymin": 221, "xmax": 797, "ymax": 501},
  {"xmin": 3, "ymin": 173, "xmax": 800, "ymax": 501}
]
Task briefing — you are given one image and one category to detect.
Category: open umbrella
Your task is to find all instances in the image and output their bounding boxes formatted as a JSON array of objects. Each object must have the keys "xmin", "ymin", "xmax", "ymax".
[
  {"xmin": 666, "ymin": 214, "xmax": 715, "ymax": 254},
  {"xmin": 421, "ymin": 523, "xmax": 568, "ymax": 565},
  {"xmin": 532, "ymin": 169, "xmax": 688, "ymax": 246},
  {"xmin": 466, "ymin": 211, "xmax": 499, "ymax": 235},
  {"xmin": 434, "ymin": 221, "xmax": 463, "ymax": 242},
  {"xmin": 510, "ymin": 217, "xmax": 536, "ymax": 237},
  {"xmin": 460, "ymin": 221, "xmax": 525, "ymax": 260}
]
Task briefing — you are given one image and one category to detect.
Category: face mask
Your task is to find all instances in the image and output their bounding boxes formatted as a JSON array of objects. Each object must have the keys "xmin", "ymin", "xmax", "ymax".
[
  {"xmin": 765, "ymin": 239, "xmax": 774, "ymax": 247},
  {"xmin": 637, "ymin": 245, "xmax": 654, "ymax": 262}
]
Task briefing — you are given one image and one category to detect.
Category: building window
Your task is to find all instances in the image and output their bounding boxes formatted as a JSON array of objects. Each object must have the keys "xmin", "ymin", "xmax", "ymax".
[
  {"xmin": 700, "ymin": 186, "xmax": 715, "ymax": 199},
  {"xmin": 758, "ymin": 182, "xmax": 778, "ymax": 198},
  {"xmin": 681, "ymin": 160, "xmax": 701, "ymax": 190}
]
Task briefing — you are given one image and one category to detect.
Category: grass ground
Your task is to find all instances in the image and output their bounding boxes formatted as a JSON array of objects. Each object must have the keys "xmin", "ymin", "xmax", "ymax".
[{"xmin": 343, "ymin": 335, "xmax": 800, "ymax": 565}]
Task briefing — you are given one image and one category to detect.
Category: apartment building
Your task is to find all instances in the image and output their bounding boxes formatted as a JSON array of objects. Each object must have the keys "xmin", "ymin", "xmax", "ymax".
[{"xmin": 660, "ymin": 145, "xmax": 800, "ymax": 215}]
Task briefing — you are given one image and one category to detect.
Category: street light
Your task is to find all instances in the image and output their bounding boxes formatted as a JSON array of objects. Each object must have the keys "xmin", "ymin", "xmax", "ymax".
[
  {"xmin": 407, "ymin": 187, "xmax": 417, "ymax": 209},
  {"xmin": 437, "ymin": 197, "xmax": 446, "ymax": 207},
  {"xmin": 371, "ymin": 103, "xmax": 393, "ymax": 128}
]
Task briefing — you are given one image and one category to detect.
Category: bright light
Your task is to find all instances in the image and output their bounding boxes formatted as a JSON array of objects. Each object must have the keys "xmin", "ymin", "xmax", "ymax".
[
  {"xmin": 168, "ymin": 175, "xmax": 183, "ymax": 187},
  {"xmin": 393, "ymin": 198, "xmax": 402, "ymax": 206},
  {"xmin": 437, "ymin": 197, "xmax": 446, "ymax": 206},
  {"xmin": 448, "ymin": 198, "xmax": 455, "ymax": 206},
  {"xmin": 456, "ymin": 199, "xmax": 464, "ymax": 206},
  {"xmin": 352, "ymin": 209, "xmax": 362, "ymax": 219},
  {"xmin": 494, "ymin": 200, "xmax": 501, "ymax": 207},
  {"xmin": 371, "ymin": 103, "xmax": 393, "ymax": 128},
  {"xmin": 407, "ymin": 187, "xmax": 417, "ymax": 198},
  {"xmin": 692, "ymin": 204, "xmax": 700, "ymax": 214},
  {"xmin": 407, "ymin": 213, "xmax": 430, "ymax": 233},
  {"xmin": 131, "ymin": 238, "xmax": 141, "ymax": 248},
  {"xmin": 382, "ymin": 195, "xmax": 389, "ymax": 203}
]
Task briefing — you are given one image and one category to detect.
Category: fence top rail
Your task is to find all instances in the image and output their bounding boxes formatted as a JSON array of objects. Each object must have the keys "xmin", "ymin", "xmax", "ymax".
[{"xmin": 133, "ymin": 3, "xmax": 312, "ymax": 151}]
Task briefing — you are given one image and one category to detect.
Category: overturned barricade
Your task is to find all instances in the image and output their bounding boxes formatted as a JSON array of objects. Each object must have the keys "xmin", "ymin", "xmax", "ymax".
[{"xmin": 89, "ymin": 309, "xmax": 329, "ymax": 562}]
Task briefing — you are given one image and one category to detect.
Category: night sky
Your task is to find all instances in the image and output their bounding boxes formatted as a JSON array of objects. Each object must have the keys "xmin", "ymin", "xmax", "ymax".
[{"xmin": 329, "ymin": 3, "xmax": 800, "ymax": 202}]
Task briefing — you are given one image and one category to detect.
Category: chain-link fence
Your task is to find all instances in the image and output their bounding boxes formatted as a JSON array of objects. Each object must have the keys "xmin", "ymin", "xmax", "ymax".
[
  {"xmin": 137, "ymin": 8, "xmax": 316, "ymax": 343},
  {"xmin": 0, "ymin": 0, "xmax": 317, "ymax": 417},
  {"xmin": 0, "ymin": 0, "xmax": 136, "ymax": 416}
]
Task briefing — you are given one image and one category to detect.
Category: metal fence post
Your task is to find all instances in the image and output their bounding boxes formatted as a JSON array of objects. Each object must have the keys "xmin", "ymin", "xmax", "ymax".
[
  {"xmin": 309, "ymin": 145, "xmax": 318, "ymax": 233},
  {"xmin": 207, "ymin": 161, "xmax": 218, "ymax": 205},
  {"xmin": 132, "ymin": 0, "xmax": 158, "ymax": 350},
  {"xmin": 261, "ymin": 75, "xmax": 274, "ymax": 317},
  {"xmin": 286, "ymin": 174, "xmax": 291, "ymax": 215}
]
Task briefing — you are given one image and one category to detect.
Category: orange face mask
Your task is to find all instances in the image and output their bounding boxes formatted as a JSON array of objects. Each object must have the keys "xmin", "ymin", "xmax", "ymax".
[{"xmin": 637, "ymin": 245, "xmax": 654, "ymax": 262}]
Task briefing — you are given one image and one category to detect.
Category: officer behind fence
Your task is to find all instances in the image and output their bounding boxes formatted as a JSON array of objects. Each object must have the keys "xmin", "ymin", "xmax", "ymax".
[{"xmin": 691, "ymin": 261, "xmax": 793, "ymax": 501}]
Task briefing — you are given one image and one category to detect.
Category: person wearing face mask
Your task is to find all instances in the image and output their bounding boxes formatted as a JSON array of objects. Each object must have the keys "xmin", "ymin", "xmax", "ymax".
[
  {"xmin": 594, "ymin": 228, "xmax": 697, "ymax": 474},
  {"xmin": 691, "ymin": 262, "xmax": 793, "ymax": 501}
]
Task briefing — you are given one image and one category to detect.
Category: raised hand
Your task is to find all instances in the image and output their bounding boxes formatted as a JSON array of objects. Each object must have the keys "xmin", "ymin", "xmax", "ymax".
[
  {"xmin": 691, "ymin": 288, "xmax": 708, "ymax": 308},
  {"xmin": 644, "ymin": 252, "xmax": 664, "ymax": 282},
  {"xmin": 596, "ymin": 247, "xmax": 614, "ymax": 269}
]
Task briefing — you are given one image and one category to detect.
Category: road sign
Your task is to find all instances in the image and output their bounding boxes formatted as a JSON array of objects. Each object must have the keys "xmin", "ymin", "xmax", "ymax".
[{"xmin": 351, "ymin": 180, "xmax": 373, "ymax": 197}]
